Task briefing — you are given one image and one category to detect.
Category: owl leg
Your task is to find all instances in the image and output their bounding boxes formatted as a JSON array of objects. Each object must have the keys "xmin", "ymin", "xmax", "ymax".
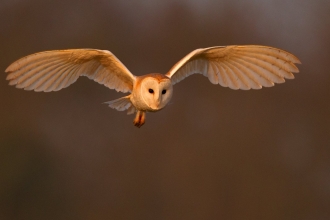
[{"xmin": 133, "ymin": 111, "xmax": 146, "ymax": 128}]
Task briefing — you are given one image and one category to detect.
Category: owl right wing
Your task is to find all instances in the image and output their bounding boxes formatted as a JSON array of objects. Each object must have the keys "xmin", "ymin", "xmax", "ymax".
[
  {"xmin": 165, "ymin": 45, "xmax": 301, "ymax": 90},
  {"xmin": 6, "ymin": 49, "xmax": 136, "ymax": 93}
]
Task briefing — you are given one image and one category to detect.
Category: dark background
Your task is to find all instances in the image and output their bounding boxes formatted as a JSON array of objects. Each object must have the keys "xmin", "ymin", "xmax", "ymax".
[{"xmin": 1, "ymin": 0, "xmax": 329, "ymax": 219}]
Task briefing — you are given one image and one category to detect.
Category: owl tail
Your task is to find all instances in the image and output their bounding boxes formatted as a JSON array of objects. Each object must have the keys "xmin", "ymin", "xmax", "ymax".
[{"xmin": 104, "ymin": 95, "xmax": 136, "ymax": 115}]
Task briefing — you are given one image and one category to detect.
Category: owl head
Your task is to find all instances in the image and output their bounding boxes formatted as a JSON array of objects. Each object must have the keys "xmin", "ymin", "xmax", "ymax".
[{"xmin": 139, "ymin": 74, "xmax": 173, "ymax": 111}]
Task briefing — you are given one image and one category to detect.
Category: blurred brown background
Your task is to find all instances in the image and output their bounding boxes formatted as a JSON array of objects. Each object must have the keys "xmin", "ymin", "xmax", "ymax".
[{"xmin": 0, "ymin": 0, "xmax": 329, "ymax": 219}]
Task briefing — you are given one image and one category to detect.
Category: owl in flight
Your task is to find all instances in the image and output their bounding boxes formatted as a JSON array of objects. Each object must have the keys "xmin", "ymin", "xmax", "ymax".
[{"xmin": 6, "ymin": 45, "xmax": 300, "ymax": 127}]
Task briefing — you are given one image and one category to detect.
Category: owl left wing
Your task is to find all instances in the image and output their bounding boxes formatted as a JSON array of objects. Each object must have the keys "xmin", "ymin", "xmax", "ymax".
[
  {"xmin": 165, "ymin": 45, "xmax": 301, "ymax": 90},
  {"xmin": 6, "ymin": 49, "xmax": 135, "ymax": 93}
]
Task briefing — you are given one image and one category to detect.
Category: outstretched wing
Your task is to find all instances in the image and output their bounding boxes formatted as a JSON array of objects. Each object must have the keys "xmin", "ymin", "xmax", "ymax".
[
  {"xmin": 166, "ymin": 45, "xmax": 301, "ymax": 90},
  {"xmin": 6, "ymin": 49, "xmax": 136, "ymax": 93}
]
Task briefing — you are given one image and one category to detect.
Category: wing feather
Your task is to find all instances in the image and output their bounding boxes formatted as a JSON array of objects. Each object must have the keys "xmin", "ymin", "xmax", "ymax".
[
  {"xmin": 7, "ymin": 57, "xmax": 60, "ymax": 81},
  {"xmin": 52, "ymin": 65, "xmax": 76, "ymax": 91},
  {"xmin": 230, "ymin": 57, "xmax": 274, "ymax": 87},
  {"xmin": 212, "ymin": 63, "xmax": 224, "ymax": 87},
  {"xmin": 233, "ymin": 56, "xmax": 284, "ymax": 84},
  {"xmin": 25, "ymin": 62, "xmax": 68, "ymax": 88},
  {"xmin": 166, "ymin": 45, "xmax": 300, "ymax": 90},
  {"xmin": 42, "ymin": 62, "xmax": 75, "ymax": 90},
  {"xmin": 234, "ymin": 46, "xmax": 301, "ymax": 64},
  {"xmin": 24, "ymin": 63, "xmax": 72, "ymax": 91},
  {"xmin": 224, "ymin": 60, "xmax": 250, "ymax": 90},
  {"xmin": 9, "ymin": 59, "xmax": 63, "ymax": 86},
  {"xmin": 207, "ymin": 62, "xmax": 219, "ymax": 84},
  {"xmin": 234, "ymin": 51, "xmax": 299, "ymax": 73},
  {"xmin": 57, "ymin": 65, "xmax": 81, "ymax": 90},
  {"xmin": 227, "ymin": 59, "xmax": 261, "ymax": 89},
  {"xmin": 227, "ymin": 60, "xmax": 251, "ymax": 90},
  {"xmin": 220, "ymin": 61, "xmax": 240, "ymax": 89},
  {"xmin": 33, "ymin": 62, "xmax": 71, "ymax": 92},
  {"xmin": 213, "ymin": 62, "xmax": 228, "ymax": 87},
  {"xmin": 6, "ymin": 49, "xmax": 136, "ymax": 93},
  {"xmin": 48, "ymin": 64, "xmax": 77, "ymax": 92},
  {"xmin": 15, "ymin": 60, "xmax": 66, "ymax": 89},
  {"xmin": 233, "ymin": 53, "xmax": 293, "ymax": 80},
  {"xmin": 104, "ymin": 95, "xmax": 135, "ymax": 114}
]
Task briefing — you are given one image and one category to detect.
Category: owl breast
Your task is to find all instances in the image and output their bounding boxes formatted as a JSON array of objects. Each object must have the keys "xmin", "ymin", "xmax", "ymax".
[{"xmin": 130, "ymin": 73, "xmax": 173, "ymax": 112}]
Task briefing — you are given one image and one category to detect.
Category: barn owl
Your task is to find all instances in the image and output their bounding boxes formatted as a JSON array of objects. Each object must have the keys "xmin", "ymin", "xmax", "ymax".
[{"xmin": 5, "ymin": 45, "xmax": 300, "ymax": 127}]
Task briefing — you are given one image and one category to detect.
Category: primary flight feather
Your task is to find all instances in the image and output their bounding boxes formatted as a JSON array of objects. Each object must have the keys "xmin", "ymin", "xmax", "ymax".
[{"xmin": 5, "ymin": 45, "xmax": 301, "ymax": 127}]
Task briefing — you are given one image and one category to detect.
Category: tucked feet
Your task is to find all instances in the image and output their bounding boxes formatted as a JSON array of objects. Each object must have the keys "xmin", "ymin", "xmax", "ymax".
[{"xmin": 133, "ymin": 111, "xmax": 146, "ymax": 128}]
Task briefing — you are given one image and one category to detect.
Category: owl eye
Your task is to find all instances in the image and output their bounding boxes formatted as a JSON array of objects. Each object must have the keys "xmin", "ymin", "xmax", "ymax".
[
  {"xmin": 148, "ymin": 89, "xmax": 154, "ymax": 94},
  {"xmin": 162, "ymin": 89, "xmax": 166, "ymax": 95}
]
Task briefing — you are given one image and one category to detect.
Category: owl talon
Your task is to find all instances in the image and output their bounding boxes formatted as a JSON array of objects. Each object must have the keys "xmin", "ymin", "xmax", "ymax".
[{"xmin": 133, "ymin": 111, "xmax": 146, "ymax": 128}]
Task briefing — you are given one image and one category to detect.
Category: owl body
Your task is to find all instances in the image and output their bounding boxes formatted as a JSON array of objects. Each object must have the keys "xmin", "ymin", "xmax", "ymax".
[{"xmin": 5, "ymin": 45, "xmax": 301, "ymax": 127}]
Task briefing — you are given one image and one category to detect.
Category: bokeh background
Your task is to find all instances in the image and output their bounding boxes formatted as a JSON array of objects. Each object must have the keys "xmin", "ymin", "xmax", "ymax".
[{"xmin": 1, "ymin": 0, "xmax": 329, "ymax": 219}]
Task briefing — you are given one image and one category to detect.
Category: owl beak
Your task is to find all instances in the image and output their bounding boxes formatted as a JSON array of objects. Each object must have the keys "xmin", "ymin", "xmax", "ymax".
[
  {"xmin": 151, "ymin": 93, "xmax": 161, "ymax": 110},
  {"xmin": 156, "ymin": 94, "xmax": 163, "ymax": 107},
  {"xmin": 151, "ymin": 100, "xmax": 161, "ymax": 110},
  {"xmin": 156, "ymin": 101, "xmax": 161, "ymax": 109}
]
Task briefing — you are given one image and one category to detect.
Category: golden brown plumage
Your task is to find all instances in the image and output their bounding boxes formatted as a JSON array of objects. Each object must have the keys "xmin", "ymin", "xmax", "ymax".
[{"xmin": 5, "ymin": 45, "xmax": 301, "ymax": 127}]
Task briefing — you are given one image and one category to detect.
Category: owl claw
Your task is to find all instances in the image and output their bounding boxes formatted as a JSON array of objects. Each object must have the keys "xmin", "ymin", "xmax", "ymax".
[{"xmin": 133, "ymin": 111, "xmax": 146, "ymax": 128}]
